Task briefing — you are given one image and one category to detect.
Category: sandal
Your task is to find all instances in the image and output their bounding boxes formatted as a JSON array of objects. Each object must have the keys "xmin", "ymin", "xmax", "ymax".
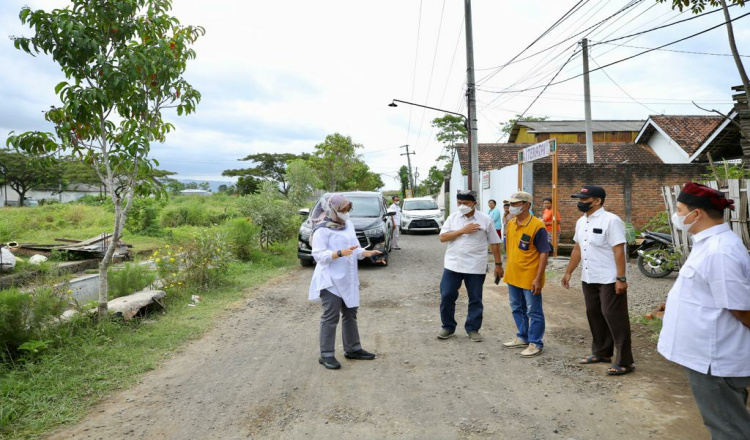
[
  {"xmin": 579, "ymin": 355, "xmax": 611, "ymax": 364},
  {"xmin": 606, "ymin": 364, "xmax": 635, "ymax": 376}
]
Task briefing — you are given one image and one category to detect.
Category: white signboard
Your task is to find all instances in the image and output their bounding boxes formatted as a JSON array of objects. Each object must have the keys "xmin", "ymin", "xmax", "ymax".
[
  {"xmin": 482, "ymin": 172, "xmax": 490, "ymax": 189},
  {"xmin": 522, "ymin": 140, "xmax": 552, "ymax": 162}
]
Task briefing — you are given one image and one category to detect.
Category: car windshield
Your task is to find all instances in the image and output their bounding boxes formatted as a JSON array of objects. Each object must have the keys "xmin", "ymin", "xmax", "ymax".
[
  {"xmin": 311, "ymin": 195, "xmax": 382, "ymax": 219},
  {"xmin": 403, "ymin": 200, "xmax": 438, "ymax": 211}
]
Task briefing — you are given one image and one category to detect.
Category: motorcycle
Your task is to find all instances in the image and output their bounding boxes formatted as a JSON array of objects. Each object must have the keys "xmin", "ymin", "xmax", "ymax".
[{"xmin": 636, "ymin": 230, "xmax": 680, "ymax": 278}]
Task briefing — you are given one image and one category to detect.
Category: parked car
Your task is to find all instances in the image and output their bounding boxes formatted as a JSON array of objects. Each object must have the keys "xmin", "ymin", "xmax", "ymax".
[
  {"xmin": 400, "ymin": 196, "xmax": 444, "ymax": 233},
  {"xmin": 4, "ymin": 197, "xmax": 39, "ymax": 207},
  {"xmin": 298, "ymin": 192, "xmax": 395, "ymax": 267}
]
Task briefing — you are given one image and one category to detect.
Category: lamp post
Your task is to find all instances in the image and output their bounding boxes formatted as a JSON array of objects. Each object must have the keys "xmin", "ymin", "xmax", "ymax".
[{"xmin": 388, "ymin": 99, "xmax": 473, "ymax": 189}]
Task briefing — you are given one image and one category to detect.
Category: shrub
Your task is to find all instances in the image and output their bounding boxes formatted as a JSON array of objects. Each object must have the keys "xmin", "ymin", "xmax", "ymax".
[
  {"xmin": 160, "ymin": 203, "xmax": 211, "ymax": 227},
  {"xmin": 0, "ymin": 287, "xmax": 68, "ymax": 361},
  {"xmin": 238, "ymin": 182, "xmax": 298, "ymax": 249},
  {"xmin": 125, "ymin": 197, "xmax": 165, "ymax": 236},
  {"xmin": 107, "ymin": 263, "xmax": 157, "ymax": 299},
  {"xmin": 74, "ymin": 195, "xmax": 111, "ymax": 206},
  {"xmin": 222, "ymin": 218, "xmax": 260, "ymax": 261},
  {"xmin": 152, "ymin": 230, "xmax": 233, "ymax": 293},
  {"xmin": 642, "ymin": 211, "xmax": 671, "ymax": 234}
]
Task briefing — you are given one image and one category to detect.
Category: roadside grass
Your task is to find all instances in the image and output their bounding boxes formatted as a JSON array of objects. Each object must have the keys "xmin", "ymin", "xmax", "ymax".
[
  {"xmin": 632, "ymin": 315, "xmax": 663, "ymax": 343},
  {"xmin": 0, "ymin": 242, "xmax": 296, "ymax": 439}
]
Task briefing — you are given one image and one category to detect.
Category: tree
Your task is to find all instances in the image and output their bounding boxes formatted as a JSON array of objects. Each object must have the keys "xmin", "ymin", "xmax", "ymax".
[
  {"xmin": 165, "ymin": 178, "xmax": 185, "ymax": 195},
  {"xmin": 398, "ymin": 165, "xmax": 410, "ymax": 199},
  {"xmin": 0, "ymin": 150, "xmax": 62, "ymax": 205},
  {"xmin": 340, "ymin": 161, "xmax": 384, "ymax": 192},
  {"xmin": 657, "ymin": 0, "xmax": 750, "ymax": 135},
  {"xmin": 500, "ymin": 114, "xmax": 549, "ymax": 138},
  {"xmin": 286, "ymin": 159, "xmax": 321, "ymax": 207},
  {"xmin": 308, "ymin": 133, "xmax": 362, "ymax": 191},
  {"xmin": 7, "ymin": 0, "xmax": 204, "ymax": 317},
  {"xmin": 222, "ymin": 153, "xmax": 305, "ymax": 197},
  {"xmin": 217, "ymin": 184, "xmax": 228, "ymax": 193},
  {"xmin": 199, "ymin": 181, "xmax": 210, "ymax": 191},
  {"xmin": 235, "ymin": 175, "xmax": 261, "ymax": 195},
  {"xmin": 432, "ymin": 114, "xmax": 468, "ymax": 176},
  {"xmin": 420, "ymin": 165, "xmax": 445, "ymax": 196}
]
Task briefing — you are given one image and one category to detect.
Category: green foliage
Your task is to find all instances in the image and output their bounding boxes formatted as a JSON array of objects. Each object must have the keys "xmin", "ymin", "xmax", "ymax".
[
  {"xmin": 432, "ymin": 114, "xmax": 467, "ymax": 145},
  {"xmin": 420, "ymin": 165, "xmax": 445, "ymax": 195},
  {"xmin": 17, "ymin": 339, "xmax": 52, "ymax": 360},
  {"xmin": 74, "ymin": 195, "xmax": 111, "ymax": 206},
  {"xmin": 501, "ymin": 114, "xmax": 549, "ymax": 137},
  {"xmin": 308, "ymin": 133, "xmax": 363, "ymax": 191},
  {"xmin": 125, "ymin": 197, "xmax": 166, "ymax": 236},
  {"xmin": 107, "ymin": 263, "xmax": 156, "ymax": 299},
  {"xmin": 0, "ymin": 150, "xmax": 63, "ymax": 206},
  {"xmin": 701, "ymin": 162, "xmax": 750, "ymax": 181},
  {"xmin": 222, "ymin": 153, "xmax": 305, "ymax": 197},
  {"xmin": 398, "ymin": 165, "xmax": 410, "ymax": 198},
  {"xmin": 238, "ymin": 182, "xmax": 299, "ymax": 249},
  {"xmin": 286, "ymin": 159, "xmax": 321, "ymax": 207},
  {"xmin": 153, "ymin": 231, "xmax": 233, "ymax": 291},
  {"xmin": 221, "ymin": 218, "xmax": 260, "ymax": 262},
  {"xmin": 165, "ymin": 178, "xmax": 186, "ymax": 195},
  {"xmin": 0, "ymin": 287, "xmax": 67, "ymax": 361},
  {"xmin": 656, "ymin": 0, "xmax": 745, "ymax": 13},
  {"xmin": 643, "ymin": 211, "xmax": 671, "ymax": 234},
  {"xmin": 235, "ymin": 175, "xmax": 261, "ymax": 195},
  {"xmin": 160, "ymin": 199, "xmax": 233, "ymax": 228}
]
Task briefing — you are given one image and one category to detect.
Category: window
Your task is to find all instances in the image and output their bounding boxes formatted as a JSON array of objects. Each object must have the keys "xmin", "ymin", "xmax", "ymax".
[
  {"xmin": 348, "ymin": 196, "xmax": 382, "ymax": 217},
  {"xmin": 403, "ymin": 200, "xmax": 439, "ymax": 211}
]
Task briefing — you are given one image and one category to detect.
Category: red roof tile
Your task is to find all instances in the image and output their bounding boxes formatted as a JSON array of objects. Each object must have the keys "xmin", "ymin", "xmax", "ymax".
[
  {"xmin": 456, "ymin": 143, "xmax": 662, "ymax": 172},
  {"xmin": 646, "ymin": 115, "xmax": 724, "ymax": 155}
]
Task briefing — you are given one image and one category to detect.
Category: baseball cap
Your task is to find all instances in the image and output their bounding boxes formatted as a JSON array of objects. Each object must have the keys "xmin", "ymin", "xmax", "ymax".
[
  {"xmin": 507, "ymin": 191, "xmax": 533, "ymax": 203},
  {"xmin": 571, "ymin": 185, "xmax": 606, "ymax": 199}
]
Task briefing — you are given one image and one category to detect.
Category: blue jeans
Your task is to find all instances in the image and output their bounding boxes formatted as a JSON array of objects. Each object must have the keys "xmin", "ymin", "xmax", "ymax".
[
  {"xmin": 439, "ymin": 268, "xmax": 486, "ymax": 333},
  {"xmin": 507, "ymin": 284, "xmax": 545, "ymax": 348}
]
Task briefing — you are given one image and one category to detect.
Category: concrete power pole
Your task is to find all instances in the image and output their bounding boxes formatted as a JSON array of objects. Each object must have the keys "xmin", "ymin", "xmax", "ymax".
[
  {"xmin": 400, "ymin": 144, "xmax": 415, "ymax": 196},
  {"xmin": 582, "ymin": 38, "xmax": 594, "ymax": 163},
  {"xmin": 465, "ymin": 0, "xmax": 480, "ymax": 192}
]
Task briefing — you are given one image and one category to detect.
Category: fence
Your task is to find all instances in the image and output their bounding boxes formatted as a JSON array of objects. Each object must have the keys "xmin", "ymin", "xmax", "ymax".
[{"xmin": 662, "ymin": 179, "xmax": 750, "ymax": 257}]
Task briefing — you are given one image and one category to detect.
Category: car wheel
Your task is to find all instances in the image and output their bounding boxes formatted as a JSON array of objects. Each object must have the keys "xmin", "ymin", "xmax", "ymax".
[{"xmin": 300, "ymin": 258, "xmax": 313, "ymax": 267}]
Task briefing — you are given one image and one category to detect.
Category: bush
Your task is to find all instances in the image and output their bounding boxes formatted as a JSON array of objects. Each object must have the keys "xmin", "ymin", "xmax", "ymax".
[
  {"xmin": 160, "ymin": 203, "xmax": 211, "ymax": 227},
  {"xmin": 74, "ymin": 195, "xmax": 110, "ymax": 206},
  {"xmin": 238, "ymin": 182, "xmax": 299, "ymax": 249},
  {"xmin": 642, "ymin": 211, "xmax": 671, "ymax": 234},
  {"xmin": 125, "ymin": 197, "xmax": 165, "ymax": 236},
  {"xmin": 152, "ymin": 230, "xmax": 233, "ymax": 292},
  {"xmin": 222, "ymin": 218, "xmax": 260, "ymax": 261},
  {"xmin": 0, "ymin": 287, "xmax": 68, "ymax": 361},
  {"xmin": 107, "ymin": 263, "xmax": 157, "ymax": 299}
]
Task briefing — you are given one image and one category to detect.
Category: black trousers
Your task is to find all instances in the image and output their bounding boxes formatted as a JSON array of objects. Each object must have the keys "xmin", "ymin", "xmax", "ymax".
[{"xmin": 581, "ymin": 282, "xmax": 634, "ymax": 367}]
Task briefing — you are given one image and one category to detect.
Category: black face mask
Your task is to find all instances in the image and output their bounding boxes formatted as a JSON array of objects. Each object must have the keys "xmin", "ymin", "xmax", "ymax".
[{"xmin": 577, "ymin": 201, "xmax": 593, "ymax": 213}]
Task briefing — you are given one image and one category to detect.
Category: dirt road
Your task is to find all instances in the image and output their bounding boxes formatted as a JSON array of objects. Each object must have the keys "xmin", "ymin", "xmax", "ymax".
[{"xmin": 52, "ymin": 233, "xmax": 707, "ymax": 439}]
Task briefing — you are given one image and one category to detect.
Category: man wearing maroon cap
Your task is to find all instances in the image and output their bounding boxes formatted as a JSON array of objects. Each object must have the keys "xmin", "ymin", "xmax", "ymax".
[
  {"xmin": 658, "ymin": 182, "xmax": 750, "ymax": 439},
  {"xmin": 562, "ymin": 185, "xmax": 633, "ymax": 375}
]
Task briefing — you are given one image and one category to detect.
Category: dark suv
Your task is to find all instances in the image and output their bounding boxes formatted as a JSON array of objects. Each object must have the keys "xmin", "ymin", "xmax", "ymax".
[{"xmin": 298, "ymin": 192, "xmax": 395, "ymax": 267}]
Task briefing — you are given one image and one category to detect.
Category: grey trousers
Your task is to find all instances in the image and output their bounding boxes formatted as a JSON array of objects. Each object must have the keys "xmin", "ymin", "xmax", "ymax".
[
  {"xmin": 684, "ymin": 367, "xmax": 750, "ymax": 440},
  {"xmin": 319, "ymin": 290, "xmax": 361, "ymax": 357}
]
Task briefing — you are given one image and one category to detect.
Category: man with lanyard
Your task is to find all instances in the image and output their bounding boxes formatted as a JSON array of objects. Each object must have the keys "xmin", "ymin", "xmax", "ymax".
[
  {"xmin": 561, "ymin": 185, "xmax": 634, "ymax": 375},
  {"xmin": 437, "ymin": 190, "xmax": 503, "ymax": 342},
  {"xmin": 388, "ymin": 195, "xmax": 402, "ymax": 250},
  {"xmin": 657, "ymin": 182, "xmax": 750, "ymax": 439},
  {"xmin": 502, "ymin": 191, "xmax": 551, "ymax": 357}
]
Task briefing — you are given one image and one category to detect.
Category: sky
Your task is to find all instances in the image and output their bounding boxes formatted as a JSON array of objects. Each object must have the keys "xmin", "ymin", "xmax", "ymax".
[{"xmin": 1, "ymin": 0, "xmax": 748, "ymax": 190}]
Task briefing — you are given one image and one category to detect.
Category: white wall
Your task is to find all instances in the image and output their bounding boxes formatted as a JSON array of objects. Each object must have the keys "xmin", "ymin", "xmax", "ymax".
[
  {"xmin": 449, "ymin": 154, "xmax": 466, "ymax": 211},
  {"xmin": 1, "ymin": 185, "xmax": 101, "ymax": 205},
  {"xmin": 647, "ymin": 130, "xmax": 690, "ymax": 164},
  {"xmin": 479, "ymin": 165, "xmax": 519, "ymax": 213}
]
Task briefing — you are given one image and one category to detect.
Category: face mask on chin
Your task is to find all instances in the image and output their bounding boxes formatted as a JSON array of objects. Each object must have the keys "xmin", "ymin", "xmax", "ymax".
[
  {"xmin": 458, "ymin": 204, "xmax": 473, "ymax": 215},
  {"xmin": 671, "ymin": 211, "xmax": 697, "ymax": 233},
  {"xmin": 508, "ymin": 205, "xmax": 523, "ymax": 216}
]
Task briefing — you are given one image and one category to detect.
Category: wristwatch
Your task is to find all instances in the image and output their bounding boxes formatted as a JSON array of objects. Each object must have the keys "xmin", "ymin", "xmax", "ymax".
[
  {"xmin": 337, "ymin": 250, "xmax": 342, "ymax": 257},
  {"xmin": 616, "ymin": 276, "xmax": 627, "ymax": 282},
  {"xmin": 494, "ymin": 262, "xmax": 503, "ymax": 266}
]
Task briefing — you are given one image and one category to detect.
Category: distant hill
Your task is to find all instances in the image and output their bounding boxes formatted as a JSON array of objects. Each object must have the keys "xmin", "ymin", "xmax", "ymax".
[{"xmin": 178, "ymin": 179, "xmax": 234, "ymax": 193}]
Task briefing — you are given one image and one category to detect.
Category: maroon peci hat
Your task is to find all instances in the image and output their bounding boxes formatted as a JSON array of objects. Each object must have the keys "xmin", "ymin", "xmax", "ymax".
[{"xmin": 677, "ymin": 182, "xmax": 734, "ymax": 211}]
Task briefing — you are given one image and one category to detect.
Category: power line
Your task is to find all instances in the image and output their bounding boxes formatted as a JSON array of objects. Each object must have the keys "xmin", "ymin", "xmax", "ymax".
[
  {"xmin": 589, "ymin": 54, "xmax": 658, "ymax": 114},
  {"xmin": 405, "ymin": 1, "xmax": 424, "ymax": 146},
  {"xmin": 480, "ymin": 11, "xmax": 750, "ymax": 95},
  {"xmin": 591, "ymin": 40, "xmax": 750, "ymax": 57}
]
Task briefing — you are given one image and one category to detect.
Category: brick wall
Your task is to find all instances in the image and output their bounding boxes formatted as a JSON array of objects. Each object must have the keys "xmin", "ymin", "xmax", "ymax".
[{"xmin": 532, "ymin": 163, "xmax": 705, "ymax": 240}]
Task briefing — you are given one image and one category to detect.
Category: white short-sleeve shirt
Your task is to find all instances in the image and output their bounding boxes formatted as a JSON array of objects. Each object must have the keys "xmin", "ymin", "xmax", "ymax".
[
  {"xmin": 388, "ymin": 203, "xmax": 401, "ymax": 225},
  {"xmin": 440, "ymin": 210, "xmax": 501, "ymax": 274},
  {"xmin": 658, "ymin": 223, "xmax": 750, "ymax": 377},
  {"xmin": 572, "ymin": 207, "xmax": 627, "ymax": 284}
]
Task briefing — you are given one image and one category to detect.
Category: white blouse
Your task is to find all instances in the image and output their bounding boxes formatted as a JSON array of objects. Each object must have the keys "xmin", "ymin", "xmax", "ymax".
[{"xmin": 308, "ymin": 221, "xmax": 365, "ymax": 308}]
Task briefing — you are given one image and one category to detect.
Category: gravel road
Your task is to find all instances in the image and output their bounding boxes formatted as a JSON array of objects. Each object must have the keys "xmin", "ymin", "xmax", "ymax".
[{"xmin": 52, "ymin": 233, "xmax": 706, "ymax": 440}]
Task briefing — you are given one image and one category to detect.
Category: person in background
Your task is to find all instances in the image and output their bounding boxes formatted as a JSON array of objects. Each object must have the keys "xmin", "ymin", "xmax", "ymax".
[
  {"xmin": 437, "ymin": 190, "xmax": 503, "ymax": 342},
  {"xmin": 308, "ymin": 194, "xmax": 383, "ymax": 370},
  {"xmin": 389, "ymin": 195, "xmax": 402, "ymax": 250},
  {"xmin": 502, "ymin": 191, "xmax": 551, "ymax": 358},
  {"xmin": 657, "ymin": 182, "xmax": 750, "ymax": 439},
  {"xmin": 561, "ymin": 185, "xmax": 633, "ymax": 376},
  {"xmin": 487, "ymin": 199, "xmax": 503, "ymax": 240},
  {"xmin": 541, "ymin": 197, "xmax": 561, "ymax": 245}
]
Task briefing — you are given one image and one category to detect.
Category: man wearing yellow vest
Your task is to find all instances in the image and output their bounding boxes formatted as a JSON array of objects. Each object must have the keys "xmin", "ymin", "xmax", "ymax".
[{"xmin": 502, "ymin": 191, "xmax": 552, "ymax": 357}]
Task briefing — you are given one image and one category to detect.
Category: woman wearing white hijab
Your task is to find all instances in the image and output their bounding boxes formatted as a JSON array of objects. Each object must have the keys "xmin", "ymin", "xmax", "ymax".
[{"xmin": 309, "ymin": 194, "xmax": 382, "ymax": 369}]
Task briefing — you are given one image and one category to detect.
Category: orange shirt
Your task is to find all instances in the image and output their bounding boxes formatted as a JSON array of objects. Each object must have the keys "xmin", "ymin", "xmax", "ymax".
[{"xmin": 542, "ymin": 208, "xmax": 561, "ymax": 234}]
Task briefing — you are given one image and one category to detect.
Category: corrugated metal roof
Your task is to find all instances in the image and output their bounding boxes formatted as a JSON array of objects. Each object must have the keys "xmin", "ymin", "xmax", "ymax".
[{"xmin": 520, "ymin": 120, "xmax": 646, "ymax": 133}]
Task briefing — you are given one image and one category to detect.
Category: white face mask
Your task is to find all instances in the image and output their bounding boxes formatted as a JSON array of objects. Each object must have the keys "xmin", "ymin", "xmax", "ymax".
[
  {"xmin": 336, "ymin": 211, "xmax": 350, "ymax": 222},
  {"xmin": 509, "ymin": 205, "xmax": 523, "ymax": 216},
  {"xmin": 458, "ymin": 204, "xmax": 473, "ymax": 215},
  {"xmin": 671, "ymin": 211, "xmax": 697, "ymax": 233}
]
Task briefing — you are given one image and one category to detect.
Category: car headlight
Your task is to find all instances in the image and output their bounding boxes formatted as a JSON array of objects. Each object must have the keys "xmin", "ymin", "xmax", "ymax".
[
  {"xmin": 402, "ymin": 213, "xmax": 412, "ymax": 219},
  {"xmin": 299, "ymin": 225, "xmax": 311, "ymax": 240},
  {"xmin": 430, "ymin": 214, "xmax": 442, "ymax": 219},
  {"xmin": 364, "ymin": 227, "xmax": 384, "ymax": 238}
]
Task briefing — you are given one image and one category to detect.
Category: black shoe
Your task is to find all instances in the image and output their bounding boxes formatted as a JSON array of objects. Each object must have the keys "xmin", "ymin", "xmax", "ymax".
[
  {"xmin": 319, "ymin": 356, "xmax": 341, "ymax": 369},
  {"xmin": 393, "ymin": 247, "xmax": 401, "ymax": 250},
  {"xmin": 344, "ymin": 349, "xmax": 376, "ymax": 360}
]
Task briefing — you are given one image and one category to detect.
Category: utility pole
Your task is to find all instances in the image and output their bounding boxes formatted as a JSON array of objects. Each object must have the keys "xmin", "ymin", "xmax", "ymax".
[
  {"xmin": 582, "ymin": 38, "xmax": 594, "ymax": 163},
  {"xmin": 400, "ymin": 144, "xmax": 415, "ymax": 196},
  {"xmin": 465, "ymin": 0, "xmax": 479, "ymax": 192}
]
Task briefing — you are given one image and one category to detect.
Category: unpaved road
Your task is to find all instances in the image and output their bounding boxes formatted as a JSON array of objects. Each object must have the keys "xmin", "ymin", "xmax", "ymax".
[{"xmin": 52, "ymin": 233, "xmax": 706, "ymax": 440}]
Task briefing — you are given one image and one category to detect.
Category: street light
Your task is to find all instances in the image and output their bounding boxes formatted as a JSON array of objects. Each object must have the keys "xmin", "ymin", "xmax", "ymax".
[{"xmin": 388, "ymin": 98, "xmax": 474, "ymax": 190}]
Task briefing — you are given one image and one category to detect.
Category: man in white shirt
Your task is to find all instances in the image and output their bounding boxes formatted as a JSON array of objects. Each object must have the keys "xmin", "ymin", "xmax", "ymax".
[
  {"xmin": 388, "ymin": 196, "xmax": 402, "ymax": 250},
  {"xmin": 437, "ymin": 190, "xmax": 503, "ymax": 342},
  {"xmin": 657, "ymin": 182, "xmax": 750, "ymax": 439},
  {"xmin": 562, "ymin": 185, "xmax": 633, "ymax": 375}
]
